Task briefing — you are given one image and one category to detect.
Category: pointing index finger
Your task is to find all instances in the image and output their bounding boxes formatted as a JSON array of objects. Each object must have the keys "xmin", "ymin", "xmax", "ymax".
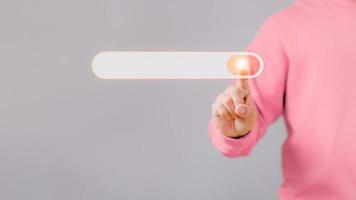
[
  {"xmin": 237, "ymin": 78, "xmax": 249, "ymax": 90},
  {"xmin": 236, "ymin": 67, "xmax": 250, "ymax": 89}
]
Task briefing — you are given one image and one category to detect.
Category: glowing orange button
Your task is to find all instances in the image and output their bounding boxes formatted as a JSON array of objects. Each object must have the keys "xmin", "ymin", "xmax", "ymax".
[{"xmin": 227, "ymin": 52, "xmax": 264, "ymax": 79}]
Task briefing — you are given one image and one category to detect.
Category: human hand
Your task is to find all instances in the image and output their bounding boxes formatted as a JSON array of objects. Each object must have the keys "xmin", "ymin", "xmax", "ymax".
[{"xmin": 211, "ymin": 78, "xmax": 257, "ymax": 138}]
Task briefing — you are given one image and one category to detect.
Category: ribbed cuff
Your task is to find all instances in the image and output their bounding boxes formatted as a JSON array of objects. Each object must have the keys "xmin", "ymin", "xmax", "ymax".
[{"xmin": 208, "ymin": 118, "xmax": 259, "ymax": 157}]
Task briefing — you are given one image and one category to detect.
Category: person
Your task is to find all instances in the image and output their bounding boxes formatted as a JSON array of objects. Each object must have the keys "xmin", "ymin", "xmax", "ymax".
[{"xmin": 208, "ymin": 0, "xmax": 356, "ymax": 199}]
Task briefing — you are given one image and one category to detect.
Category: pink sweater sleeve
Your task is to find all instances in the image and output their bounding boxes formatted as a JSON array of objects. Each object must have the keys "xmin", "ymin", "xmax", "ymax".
[{"xmin": 209, "ymin": 17, "xmax": 289, "ymax": 158}]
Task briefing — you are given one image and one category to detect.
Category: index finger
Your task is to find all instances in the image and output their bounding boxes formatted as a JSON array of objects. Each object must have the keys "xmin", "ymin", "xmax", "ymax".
[
  {"xmin": 236, "ymin": 67, "xmax": 250, "ymax": 89},
  {"xmin": 237, "ymin": 77, "xmax": 249, "ymax": 89}
]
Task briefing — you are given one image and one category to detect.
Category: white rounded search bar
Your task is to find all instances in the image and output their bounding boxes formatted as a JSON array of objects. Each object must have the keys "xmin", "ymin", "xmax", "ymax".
[{"xmin": 92, "ymin": 51, "xmax": 264, "ymax": 79}]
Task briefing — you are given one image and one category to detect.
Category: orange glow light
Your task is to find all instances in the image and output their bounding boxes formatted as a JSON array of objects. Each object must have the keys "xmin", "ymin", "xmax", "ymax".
[{"xmin": 227, "ymin": 54, "xmax": 261, "ymax": 77}]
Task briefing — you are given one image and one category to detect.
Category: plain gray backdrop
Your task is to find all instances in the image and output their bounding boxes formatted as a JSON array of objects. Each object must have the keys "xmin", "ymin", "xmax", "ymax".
[{"xmin": 0, "ymin": 0, "xmax": 292, "ymax": 199}]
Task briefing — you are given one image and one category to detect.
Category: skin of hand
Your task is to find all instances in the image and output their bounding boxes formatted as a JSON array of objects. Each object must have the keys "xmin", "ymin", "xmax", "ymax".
[{"xmin": 211, "ymin": 78, "xmax": 257, "ymax": 138}]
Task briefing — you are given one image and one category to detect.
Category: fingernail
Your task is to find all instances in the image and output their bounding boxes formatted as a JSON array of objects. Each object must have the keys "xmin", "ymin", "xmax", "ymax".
[{"xmin": 237, "ymin": 106, "xmax": 246, "ymax": 115}]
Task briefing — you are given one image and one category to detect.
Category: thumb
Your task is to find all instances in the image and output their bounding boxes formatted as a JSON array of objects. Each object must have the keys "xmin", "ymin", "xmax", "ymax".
[{"xmin": 235, "ymin": 104, "xmax": 249, "ymax": 118}]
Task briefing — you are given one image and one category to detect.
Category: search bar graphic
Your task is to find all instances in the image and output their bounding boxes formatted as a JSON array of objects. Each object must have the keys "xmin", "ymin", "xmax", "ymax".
[{"xmin": 92, "ymin": 51, "xmax": 264, "ymax": 79}]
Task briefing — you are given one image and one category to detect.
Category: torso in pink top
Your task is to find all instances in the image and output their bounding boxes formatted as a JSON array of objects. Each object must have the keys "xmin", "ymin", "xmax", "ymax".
[{"xmin": 208, "ymin": 0, "xmax": 356, "ymax": 199}]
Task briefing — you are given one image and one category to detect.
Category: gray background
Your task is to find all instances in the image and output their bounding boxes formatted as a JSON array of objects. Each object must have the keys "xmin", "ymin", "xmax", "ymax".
[{"xmin": 0, "ymin": 0, "xmax": 292, "ymax": 199}]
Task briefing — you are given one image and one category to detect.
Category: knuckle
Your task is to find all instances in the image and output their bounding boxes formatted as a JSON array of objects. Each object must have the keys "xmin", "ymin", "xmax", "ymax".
[
  {"xmin": 211, "ymin": 102, "xmax": 219, "ymax": 111},
  {"xmin": 216, "ymin": 93, "xmax": 225, "ymax": 101},
  {"xmin": 225, "ymin": 85, "xmax": 233, "ymax": 92},
  {"xmin": 221, "ymin": 96, "xmax": 231, "ymax": 105},
  {"xmin": 230, "ymin": 87, "xmax": 239, "ymax": 94},
  {"xmin": 234, "ymin": 87, "xmax": 243, "ymax": 96},
  {"xmin": 211, "ymin": 104, "xmax": 215, "ymax": 111}
]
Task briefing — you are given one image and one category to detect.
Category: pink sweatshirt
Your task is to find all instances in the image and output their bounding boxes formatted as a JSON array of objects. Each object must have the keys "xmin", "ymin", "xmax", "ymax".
[{"xmin": 208, "ymin": 0, "xmax": 356, "ymax": 199}]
